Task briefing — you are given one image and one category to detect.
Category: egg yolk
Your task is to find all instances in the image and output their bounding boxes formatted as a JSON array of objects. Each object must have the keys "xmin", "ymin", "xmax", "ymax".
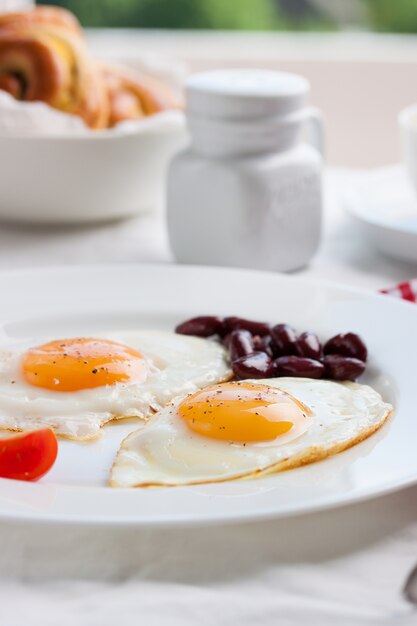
[
  {"xmin": 22, "ymin": 338, "xmax": 147, "ymax": 392},
  {"xmin": 178, "ymin": 382, "xmax": 312, "ymax": 443}
]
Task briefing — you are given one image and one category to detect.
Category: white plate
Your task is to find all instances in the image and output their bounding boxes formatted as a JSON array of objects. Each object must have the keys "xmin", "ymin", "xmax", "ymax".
[
  {"xmin": 0, "ymin": 264, "xmax": 415, "ymax": 527},
  {"xmin": 344, "ymin": 165, "xmax": 417, "ymax": 263}
]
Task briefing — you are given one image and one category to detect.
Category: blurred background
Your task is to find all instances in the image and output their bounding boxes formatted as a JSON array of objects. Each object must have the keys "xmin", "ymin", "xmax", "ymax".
[
  {"xmin": 49, "ymin": 0, "xmax": 416, "ymax": 33},
  {"xmin": 48, "ymin": 1, "xmax": 417, "ymax": 167}
]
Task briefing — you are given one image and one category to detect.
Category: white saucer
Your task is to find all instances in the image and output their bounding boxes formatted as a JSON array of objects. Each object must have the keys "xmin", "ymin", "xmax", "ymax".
[{"xmin": 343, "ymin": 165, "xmax": 417, "ymax": 264}]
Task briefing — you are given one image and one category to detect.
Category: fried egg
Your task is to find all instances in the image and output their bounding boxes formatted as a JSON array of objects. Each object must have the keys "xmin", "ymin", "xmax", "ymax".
[
  {"xmin": 110, "ymin": 377, "xmax": 392, "ymax": 487},
  {"xmin": 0, "ymin": 330, "xmax": 230, "ymax": 440}
]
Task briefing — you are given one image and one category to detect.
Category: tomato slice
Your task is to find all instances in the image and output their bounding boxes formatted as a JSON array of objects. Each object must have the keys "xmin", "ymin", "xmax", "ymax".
[{"xmin": 0, "ymin": 429, "xmax": 58, "ymax": 481}]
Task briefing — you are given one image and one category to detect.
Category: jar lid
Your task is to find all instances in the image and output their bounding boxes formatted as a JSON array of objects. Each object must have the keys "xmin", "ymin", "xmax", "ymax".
[{"xmin": 186, "ymin": 69, "xmax": 309, "ymax": 120}]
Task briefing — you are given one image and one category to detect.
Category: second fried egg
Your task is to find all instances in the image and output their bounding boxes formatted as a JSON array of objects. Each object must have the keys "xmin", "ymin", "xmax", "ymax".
[{"xmin": 110, "ymin": 377, "xmax": 392, "ymax": 487}]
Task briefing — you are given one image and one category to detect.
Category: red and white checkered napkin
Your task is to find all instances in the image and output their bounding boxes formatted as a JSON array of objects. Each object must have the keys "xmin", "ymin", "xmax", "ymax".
[{"xmin": 380, "ymin": 280, "xmax": 417, "ymax": 303}]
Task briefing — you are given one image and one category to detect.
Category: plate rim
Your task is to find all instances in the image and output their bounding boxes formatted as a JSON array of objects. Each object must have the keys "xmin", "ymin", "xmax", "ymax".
[
  {"xmin": 2, "ymin": 260, "xmax": 417, "ymax": 303},
  {"xmin": 2, "ymin": 468, "xmax": 417, "ymax": 528}
]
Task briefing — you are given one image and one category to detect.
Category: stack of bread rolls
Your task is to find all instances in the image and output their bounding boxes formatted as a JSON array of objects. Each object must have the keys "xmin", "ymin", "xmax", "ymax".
[{"xmin": 0, "ymin": 5, "xmax": 178, "ymax": 129}]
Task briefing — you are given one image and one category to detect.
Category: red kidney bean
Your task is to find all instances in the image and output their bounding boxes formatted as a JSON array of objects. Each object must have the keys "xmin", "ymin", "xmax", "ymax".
[
  {"xmin": 232, "ymin": 352, "xmax": 275, "ymax": 379},
  {"xmin": 322, "ymin": 355, "xmax": 365, "ymax": 381},
  {"xmin": 229, "ymin": 330, "xmax": 254, "ymax": 361},
  {"xmin": 271, "ymin": 324, "xmax": 298, "ymax": 355},
  {"xmin": 297, "ymin": 331, "xmax": 322, "ymax": 360},
  {"xmin": 175, "ymin": 316, "xmax": 224, "ymax": 337},
  {"xmin": 223, "ymin": 316, "xmax": 271, "ymax": 337},
  {"xmin": 275, "ymin": 356, "xmax": 324, "ymax": 379},
  {"xmin": 324, "ymin": 333, "xmax": 368, "ymax": 362},
  {"xmin": 252, "ymin": 335, "xmax": 262, "ymax": 349},
  {"xmin": 253, "ymin": 334, "xmax": 275, "ymax": 357}
]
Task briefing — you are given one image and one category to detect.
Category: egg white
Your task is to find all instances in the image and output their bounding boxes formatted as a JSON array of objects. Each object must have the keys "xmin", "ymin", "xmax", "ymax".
[
  {"xmin": 0, "ymin": 330, "xmax": 231, "ymax": 440},
  {"xmin": 110, "ymin": 377, "xmax": 392, "ymax": 487}
]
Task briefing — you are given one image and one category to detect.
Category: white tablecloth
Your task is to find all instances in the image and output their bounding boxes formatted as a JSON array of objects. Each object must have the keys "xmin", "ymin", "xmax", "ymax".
[{"xmin": 1, "ymin": 168, "xmax": 417, "ymax": 626}]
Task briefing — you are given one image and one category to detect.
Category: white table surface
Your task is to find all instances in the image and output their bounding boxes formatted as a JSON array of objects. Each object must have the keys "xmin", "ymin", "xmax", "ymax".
[{"xmin": 1, "ymin": 167, "xmax": 417, "ymax": 626}]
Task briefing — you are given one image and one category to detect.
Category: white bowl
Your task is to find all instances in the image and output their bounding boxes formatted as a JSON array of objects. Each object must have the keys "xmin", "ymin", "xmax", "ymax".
[{"xmin": 0, "ymin": 112, "xmax": 187, "ymax": 224}]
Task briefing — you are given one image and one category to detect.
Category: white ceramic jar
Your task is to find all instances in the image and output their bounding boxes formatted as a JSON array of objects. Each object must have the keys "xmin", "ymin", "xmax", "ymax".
[{"xmin": 167, "ymin": 69, "xmax": 323, "ymax": 272}]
